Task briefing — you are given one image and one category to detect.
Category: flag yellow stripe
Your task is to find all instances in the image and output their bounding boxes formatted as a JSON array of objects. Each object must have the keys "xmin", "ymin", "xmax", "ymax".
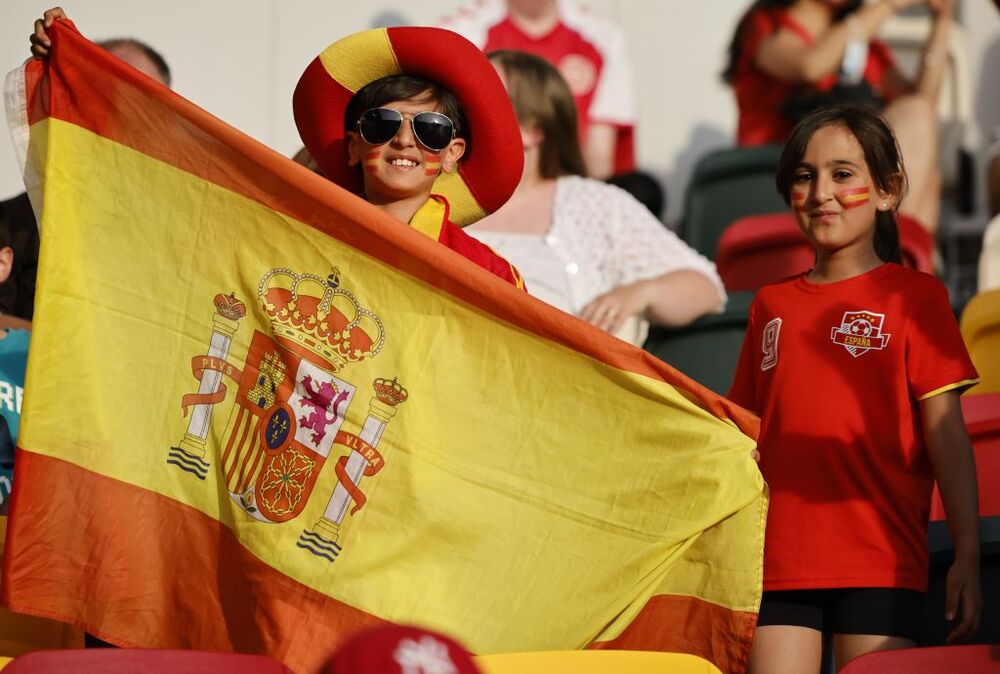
[{"xmin": 24, "ymin": 118, "xmax": 762, "ymax": 652}]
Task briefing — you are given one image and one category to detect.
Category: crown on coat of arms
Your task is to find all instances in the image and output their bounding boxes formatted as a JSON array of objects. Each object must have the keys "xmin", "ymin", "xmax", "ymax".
[
  {"xmin": 214, "ymin": 292, "xmax": 247, "ymax": 321},
  {"xmin": 258, "ymin": 267, "xmax": 385, "ymax": 372},
  {"xmin": 373, "ymin": 377, "xmax": 408, "ymax": 407}
]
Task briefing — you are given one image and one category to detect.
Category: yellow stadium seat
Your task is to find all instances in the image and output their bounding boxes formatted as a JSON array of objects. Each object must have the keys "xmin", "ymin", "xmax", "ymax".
[
  {"xmin": 961, "ymin": 288, "xmax": 1000, "ymax": 394},
  {"xmin": 475, "ymin": 651, "xmax": 722, "ymax": 674}
]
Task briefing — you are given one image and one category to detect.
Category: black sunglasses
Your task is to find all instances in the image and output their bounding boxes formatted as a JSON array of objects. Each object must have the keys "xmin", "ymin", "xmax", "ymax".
[{"xmin": 357, "ymin": 107, "xmax": 457, "ymax": 152}]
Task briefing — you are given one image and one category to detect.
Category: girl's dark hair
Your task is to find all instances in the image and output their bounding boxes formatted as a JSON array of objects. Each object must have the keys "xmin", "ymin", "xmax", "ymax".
[
  {"xmin": 721, "ymin": 0, "xmax": 862, "ymax": 84},
  {"xmin": 344, "ymin": 74, "xmax": 468, "ymax": 146},
  {"xmin": 487, "ymin": 50, "xmax": 587, "ymax": 179},
  {"xmin": 775, "ymin": 104, "xmax": 906, "ymax": 263}
]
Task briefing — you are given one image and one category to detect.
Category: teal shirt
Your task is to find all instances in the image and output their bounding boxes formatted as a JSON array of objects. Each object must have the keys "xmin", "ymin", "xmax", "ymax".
[{"xmin": 0, "ymin": 328, "xmax": 29, "ymax": 466}]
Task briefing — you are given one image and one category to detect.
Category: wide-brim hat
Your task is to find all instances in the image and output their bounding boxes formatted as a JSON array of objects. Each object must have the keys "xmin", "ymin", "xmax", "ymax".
[{"xmin": 293, "ymin": 27, "xmax": 523, "ymax": 227}]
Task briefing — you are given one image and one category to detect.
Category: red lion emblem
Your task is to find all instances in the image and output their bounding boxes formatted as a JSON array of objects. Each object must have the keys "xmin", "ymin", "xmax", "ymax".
[{"xmin": 298, "ymin": 375, "xmax": 349, "ymax": 444}]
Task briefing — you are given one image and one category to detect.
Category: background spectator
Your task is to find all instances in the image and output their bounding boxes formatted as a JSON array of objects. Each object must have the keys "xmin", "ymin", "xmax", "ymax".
[{"xmin": 469, "ymin": 50, "xmax": 724, "ymax": 345}]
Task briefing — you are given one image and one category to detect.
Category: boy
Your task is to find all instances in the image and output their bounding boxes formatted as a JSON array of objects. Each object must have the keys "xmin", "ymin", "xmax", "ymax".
[{"xmin": 292, "ymin": 26, "xmax": 527, "ymax": 289}]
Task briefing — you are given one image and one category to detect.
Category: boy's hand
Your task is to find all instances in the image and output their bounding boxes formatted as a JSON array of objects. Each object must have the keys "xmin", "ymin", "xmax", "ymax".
[
  {"xmin": 944, "ymin": 553, "xmax": 981, "ymax": 643},
  {"xmin": 29, "ymin": 7, "xmax": 67, "ymax": 58}
]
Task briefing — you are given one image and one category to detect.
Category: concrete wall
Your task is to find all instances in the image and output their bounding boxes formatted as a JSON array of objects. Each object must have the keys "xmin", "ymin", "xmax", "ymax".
[{"xmin": 1, "ymin": 0, "xmax": 998, "ymax": 223}]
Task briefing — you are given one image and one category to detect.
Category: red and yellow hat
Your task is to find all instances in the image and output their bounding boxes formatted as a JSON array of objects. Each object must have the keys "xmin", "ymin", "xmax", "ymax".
[{"xmin": 293, "ymin": 27, "xmax": 523, "ymax": 227}]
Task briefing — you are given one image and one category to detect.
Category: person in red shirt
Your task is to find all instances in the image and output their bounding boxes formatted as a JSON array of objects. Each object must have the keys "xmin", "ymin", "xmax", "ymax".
[
  {"xmin": 441, "ymin": 0, "xmax": 636, "ymax": 179},
  {"xmin": 723, "ymin": 0, "xmax": 955, "ymax": 233},
  {"xmin": 729, "ymin": 105, "xmax": 980, "ymax": 673}
]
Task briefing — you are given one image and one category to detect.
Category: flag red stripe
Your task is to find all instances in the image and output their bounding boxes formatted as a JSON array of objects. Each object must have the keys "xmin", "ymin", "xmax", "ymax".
[
  {"xmin": 590, "ymin": 594, "xmax": 755, "ymax": 674},
  {"xmin": 29, "ymin": 23, "xmax": 757, "ymax": 439},
  {"xmin": 1, "ymin": 450, "xmax": 386, "ymax": 673},
  {"xmin": 2, "ymin": 450, "xmax": 753, "ymax": 672},
  {"xmin": 222, "ymin": 407, "xmax": 248, "ymax": 486}
]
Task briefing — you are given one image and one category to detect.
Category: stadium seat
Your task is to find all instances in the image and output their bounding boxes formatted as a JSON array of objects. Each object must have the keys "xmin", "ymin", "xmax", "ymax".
[
  {"xmin": 679, "ymin": 144, "xmax": 786, "ymax": 258},
  {"xmin": 960, "ymin": 289, "xmax": 1000, "ymax": 394},
  {"xmin": 925, "ymin": 515, "xmax": 1000, "ymax": 646},
  {"xmin": 2, "ymin": 649, "xmax": 295, "ymax": 673},
  {"xmin": 715, "ymin": 212, "xmax": 935, "ymax": 291},
  {"xmin": 838, "ymin": 644, "xmax": 1000, "ymax": 673},
  {"xmin": 476, "ymin": 650, "xmax": 722, "ymax": 674},
  {"xmin": 643, "ymin": 291, "xmax": 753, "ymax": 395},
  {"xmin": 930, "ymin": 393, "xmax": 1000, "ymax": 522}
]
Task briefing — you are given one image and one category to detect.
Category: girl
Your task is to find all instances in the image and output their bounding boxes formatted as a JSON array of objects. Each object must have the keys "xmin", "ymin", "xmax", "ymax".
[
  {"xmin": 723, "ymin": 0, "xmax": 955, "ymax": 232},
  {"xmin": 728, "ymin": 105, "xmax": 980, "ymax": 673},
  {"xmin": 469, "ymin": 50, "xmax": 724, "ymax": 345}
]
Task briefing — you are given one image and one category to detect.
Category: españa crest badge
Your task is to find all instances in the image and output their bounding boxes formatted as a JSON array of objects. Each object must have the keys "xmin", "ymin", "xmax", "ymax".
[
  {"xmin": 830, "ymin": 309, "xmax": 891, "ymax": 358},
  {"xmin": 167, "ymin": 267, "xmax": 407, "ymax": 562}
]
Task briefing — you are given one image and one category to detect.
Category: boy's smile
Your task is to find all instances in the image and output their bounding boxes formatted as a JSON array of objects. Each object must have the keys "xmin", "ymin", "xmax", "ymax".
[{"xmin": 347, "ymin": 97, "xmax": 466, "ymax": 216}]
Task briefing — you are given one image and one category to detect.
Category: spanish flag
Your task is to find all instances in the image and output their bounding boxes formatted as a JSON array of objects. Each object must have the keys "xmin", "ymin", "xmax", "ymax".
[{"xmin": 2, "ymin": 22, "xmax": 765, "ymax": 674}]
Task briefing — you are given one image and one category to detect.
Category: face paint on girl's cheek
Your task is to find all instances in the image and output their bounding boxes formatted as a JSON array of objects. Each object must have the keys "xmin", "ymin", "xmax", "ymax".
[
  {"xmin": 791, "ymin": 190, "xmax": 808, "ymax": 213},
  {"xmin": 422, "ymin": 148, "xmax": 443, "ymax": 176},
  {"xmin": 835, "ymin": 186, "xmax": 871, "ymax": 209},
  {"xmin": 363, "ymin": 151, "xmax": 381, "ymax": 174}
]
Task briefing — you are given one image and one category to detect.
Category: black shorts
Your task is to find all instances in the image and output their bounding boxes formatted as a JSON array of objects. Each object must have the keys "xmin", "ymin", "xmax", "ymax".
[{"xmin": 757, "ymin": 588, "xmax": 924, "ymax": 641}]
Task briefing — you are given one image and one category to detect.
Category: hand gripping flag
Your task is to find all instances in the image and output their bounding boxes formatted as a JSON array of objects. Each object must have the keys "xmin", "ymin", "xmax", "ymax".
[{"xmin": 2, "ymin": 21, "xmax": 765, "ymax": 674}]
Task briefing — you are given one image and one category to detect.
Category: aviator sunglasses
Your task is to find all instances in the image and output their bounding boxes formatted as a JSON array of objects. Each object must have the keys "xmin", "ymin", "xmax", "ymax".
[{"xmin": 356, "ymin": 107, "xmax": 457, "ymax": 152}]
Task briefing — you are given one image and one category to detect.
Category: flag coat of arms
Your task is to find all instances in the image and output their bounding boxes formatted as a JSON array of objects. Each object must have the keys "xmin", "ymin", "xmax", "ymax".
[{"xmin": 2, "ymin": 22, "xmax": 766, "ymax": 674}]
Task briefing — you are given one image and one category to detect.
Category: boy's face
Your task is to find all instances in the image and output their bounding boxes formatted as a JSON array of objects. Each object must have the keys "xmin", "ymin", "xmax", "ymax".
[{"xmin": 346, "ymin": 96, "xmax": 466, "ymax": 208}]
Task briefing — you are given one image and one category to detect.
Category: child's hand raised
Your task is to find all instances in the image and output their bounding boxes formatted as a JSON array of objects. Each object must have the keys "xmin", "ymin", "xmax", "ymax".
[
  {"xmin": 28, "ymin": 7, "xmax": 67, "ymax": 58},
  {"xmin": 944, "ymin": 553, "xmax": 981, "ymax": 643}
]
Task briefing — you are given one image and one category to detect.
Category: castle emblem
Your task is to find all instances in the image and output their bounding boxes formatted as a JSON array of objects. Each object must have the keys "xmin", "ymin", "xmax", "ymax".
[
  {"xmin": 830, "ymin": 309, "xmax": 891, "ymax": 358},
  {"xmin": 167, "ymin": 267, "xmax": 407, "ymax": 562}
]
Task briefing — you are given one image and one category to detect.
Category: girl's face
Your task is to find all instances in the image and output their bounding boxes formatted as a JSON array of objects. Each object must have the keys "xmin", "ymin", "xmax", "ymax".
[
  {"xmin": 790, "ymin": 124, "xmax": 894, "ymax": 256},
  {"xmin": 346, "ymin": 96, "xmax": 466, "ymax": 206}
]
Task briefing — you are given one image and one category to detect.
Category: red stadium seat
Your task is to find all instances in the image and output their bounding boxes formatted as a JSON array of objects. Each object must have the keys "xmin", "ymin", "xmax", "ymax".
[
  {"xmin": 837, "ymin": 644, "xmax": 1000, "ymax": 674},
  {"xmin": 715, "ymin": 212, "xmax": 934, "ymax": 291},
  {"xmin": 931, "ymin": 393, "xmax": 1000, "ymax": 521},
  {"xmin": 838, "ymin": 644, "xmax": 1000, "ymax": 673},
  {"xmin": 2, "ymin": 649, "xmax": 295, "ymax": 673}
]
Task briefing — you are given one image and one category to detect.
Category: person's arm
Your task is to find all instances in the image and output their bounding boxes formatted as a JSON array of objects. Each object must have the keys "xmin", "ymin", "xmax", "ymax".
[
  {"xmin": 921, "ymin": 390, "xmax": 981, "ymax": 643},
  {"xmin": 913, "ymin": 0, "xmax": 956, "ymax": 102},
  {"xmin": 755, "ymin": 0, "xmax": 918, "ymax": 84},
  {"xmin": 580, "ymin": 270, "xmax": 721, "ymax": 332},
  {"xmin": 29, "ymin": 7, "xmax": 67, "ymax": 58},
  {"xmin": 583, "ymin": 123, "xmax": 617, "ymax": 179}
]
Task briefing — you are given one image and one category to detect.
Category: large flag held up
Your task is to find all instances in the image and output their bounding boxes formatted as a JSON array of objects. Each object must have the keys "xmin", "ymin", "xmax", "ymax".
[{"xmin": 2, "ymin": 22, "xmax": 766, "ymax": 674}]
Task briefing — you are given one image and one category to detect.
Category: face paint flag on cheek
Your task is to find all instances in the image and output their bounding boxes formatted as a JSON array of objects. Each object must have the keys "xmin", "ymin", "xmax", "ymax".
[
  {"xmin": 791, "ymin": 191, "xmax": 807, "ymax": 213},
  {"xmin": 836, "ymin": 187, "xmax": 871, "ymax": 209}
]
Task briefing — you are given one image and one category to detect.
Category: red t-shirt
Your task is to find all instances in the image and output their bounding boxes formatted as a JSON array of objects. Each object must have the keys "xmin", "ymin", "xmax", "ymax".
[
  {"xmin": 441, "ymin": 1, "xmax": 637, "ymax": 173},
  {"xmin": 729, "ymin": 264, "xmax": 978, "ymax": 591},
  {"xmin": 411, "ymin": 195, "xmax": 526, "ymax": 291},
  {"xmin": 732, "ymin": 8, "xmax": 897, "ymax": 146}
]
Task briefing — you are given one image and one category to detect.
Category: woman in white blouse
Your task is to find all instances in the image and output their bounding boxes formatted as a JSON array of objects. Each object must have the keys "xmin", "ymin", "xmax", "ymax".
[{"xmin": 469, "ymin": 50, "xmax": 725, "ymax": 345}]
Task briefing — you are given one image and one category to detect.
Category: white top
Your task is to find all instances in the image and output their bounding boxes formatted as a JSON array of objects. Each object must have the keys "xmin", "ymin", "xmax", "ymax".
[{"xmin": 470, "ymin": 176, "xmax": 726, "ymax": 343}]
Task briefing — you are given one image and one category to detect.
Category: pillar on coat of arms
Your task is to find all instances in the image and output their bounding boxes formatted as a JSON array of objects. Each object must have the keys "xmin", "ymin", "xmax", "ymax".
[
  {"xmin": 168, "ymin": 293, "xmax": 246, "ymax": 479},
  {"xmin": 299, "ymin": 377, "xmax": 407, "ymax": 562}
]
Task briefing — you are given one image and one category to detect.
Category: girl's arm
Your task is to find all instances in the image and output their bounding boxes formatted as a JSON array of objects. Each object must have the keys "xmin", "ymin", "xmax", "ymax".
[
  {"xmin": 755, "ymin": 0, "xmax": 918, "ymax": 84},
  {"xmin": 922, "ymin": 390, "xmax": 981, "ymax": 643}
]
